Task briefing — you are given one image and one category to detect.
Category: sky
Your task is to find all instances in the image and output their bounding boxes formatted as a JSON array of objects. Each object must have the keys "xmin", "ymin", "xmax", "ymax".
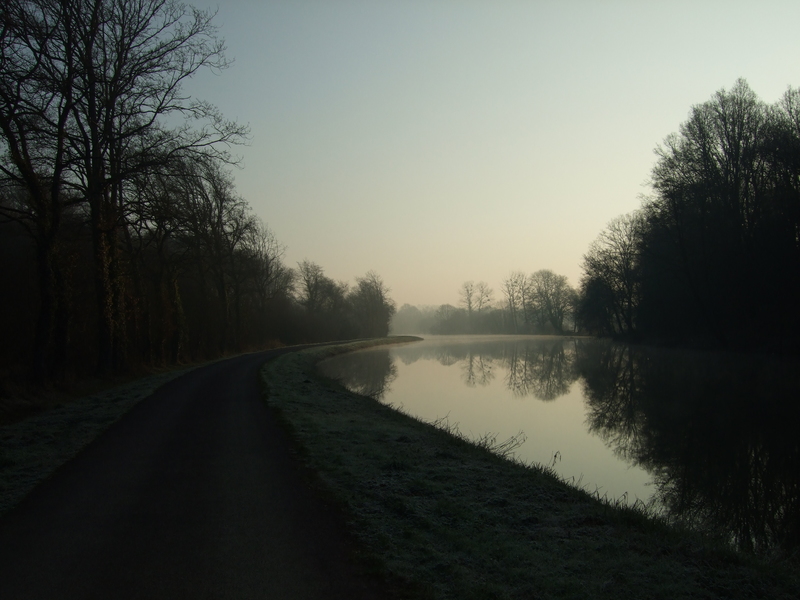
[{"xmin": 185, "ymin": 0, "xmax": 800, "ymax": 307}]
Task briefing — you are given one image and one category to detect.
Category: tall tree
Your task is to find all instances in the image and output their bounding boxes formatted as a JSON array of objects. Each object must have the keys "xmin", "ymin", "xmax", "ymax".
[
  {"xmin": 0, "ymin": 0, "xmax": 82, "ymax": 380},
  {"xmin": 348, "ymin": 271, "xmax": 396, "ymax": 338},
  {"xmin": 1, "ymin": 0, "xmax": 247, "ymax": 374},
  {"xmin": 459, "ymin": 281, "xmax": 476, "ymax": 320},
  {"xmin": 529, "ymin": 269, "xmax": 573, "ymax": 334},
  {"xmin": 646, "ymin": 79, "xmax": 767, "ymax": 344},
  {"xmin": 501, "ymin": 272, "xmax": 527, "ymax": 333},
  {"xmin": 474, "ymin": 281, "xmax": 493, "ymax": 313},
  {"xmin": 579, "ymin": 213, "xmax": 643, "ymax": 336}
]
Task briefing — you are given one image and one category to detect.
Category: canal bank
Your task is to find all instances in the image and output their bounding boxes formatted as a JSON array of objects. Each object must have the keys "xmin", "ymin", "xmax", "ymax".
[{"xmin": 261, "ymin": 338, "xmax": 800, "ymax": 600}]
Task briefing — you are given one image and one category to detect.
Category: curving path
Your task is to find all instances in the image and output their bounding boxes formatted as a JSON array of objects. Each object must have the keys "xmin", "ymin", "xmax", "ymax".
[{"xmin": 0, "ymin": 348, "xmax": 380, "ymax": 599}]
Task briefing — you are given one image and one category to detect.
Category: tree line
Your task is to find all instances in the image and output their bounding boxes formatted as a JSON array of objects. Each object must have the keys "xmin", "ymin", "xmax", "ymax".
[
  {"xmin": 397, "ymin": 79, "xmax": 800, "ymax": 351},
  {"xmin": 392, "ymin": 269, "xmax": 578, "ymax": 335},
  {"xmin": 0, "ymin": 0, "xmax": 395, "ymax": 391},
  {"xmin": 579, "ymin": 79, "xmax": 800, "ymax": 352}
]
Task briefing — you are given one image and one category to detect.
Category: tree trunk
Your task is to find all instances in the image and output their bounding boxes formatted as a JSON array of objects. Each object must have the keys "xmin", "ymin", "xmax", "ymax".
[{"xmin": 32, "ymin": 236, "xmax": 57, "ymax": 382}]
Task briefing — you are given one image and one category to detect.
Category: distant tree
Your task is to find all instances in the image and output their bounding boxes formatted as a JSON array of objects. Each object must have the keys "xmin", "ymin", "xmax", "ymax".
[
  {"xmin": 295, "ymin": 261, "xmax": 399, "ymax": 341},
  {"xmin": 391, "ymin": 304, "xmax": 422, "ymax": 334},
  {"xmin": 295, "ymin": 261, "xmax": 351, "ymax": 338},
  {"xmin": 431, "ymin": 304, "xmax": 467, "ymax": 335},
  {"xmin": 296, "ymin": 260, "xmax": 327, "ymax": 314},
  {"xmin": 390, "ymin": 304, "xmax": 437, "ymax": 334},
  {"xmin": 348, "ymin": 271, "xmax": 396, "ymax": 338},
  {"xmin": 459, "ymin": 281, "xmax": 476, "ymax": 320},
  {"xmin": 529, "ymin": 269, "xmax": 573, "ymax": 333},
  {"xmin": 501, "ymin": 272, "xmax": 528, "ymax": 333},
  {"xmin": 474, "ymin": 281, "xmax": 494, "ymax": 313},
  {"xmin": 245, "ymin": 221, "xmax": 294, "ymax": 310},
  {"xmin": 459, "ymin": 280, "xmax": 493, "ymax": 331}
]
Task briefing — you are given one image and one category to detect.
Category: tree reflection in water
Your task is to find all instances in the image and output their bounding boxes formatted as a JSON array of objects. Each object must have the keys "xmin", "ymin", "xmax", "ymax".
[
  {"xmin": 576, "ymin": 340, "xmax": 800, "ymax": 557},
  {"xmin": 320, "ymin": 338, "xmax": 800, "ymax": 557},
  {"xmin": 391, "ymin": 339, "xmax": 578, "ymax": 401},
  {"xmin": 502, "ymin": 340, "xmax": 576, "ymax": 400},
  {"xmin": 317, "ymin": 349, "xmax": 397, "ymax": 400},
  {"xmin": 461, "ymin": 352, "xmax": 495, "ymax": 387}
]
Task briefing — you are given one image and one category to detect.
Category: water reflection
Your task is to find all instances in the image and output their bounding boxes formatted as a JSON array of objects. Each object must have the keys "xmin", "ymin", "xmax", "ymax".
[
  {"xmin": 504, "ymin": 340, "xmax": 576, "ymax": 400},
  {"xmin": 321, "ymin": 348, "xmax": 398, "ymax": 399},
  {"xmin": 461, "ymin": 353, "xmax": 495, "ymax": 387},
  {"xmin": 390, "ymin": 338, "xmax": 578, "ymax": 402},
  {"xmin": 318, "ymin": 337, "xmax": 800, "ymax": 557},
  {"xmin": 576, "ymin": 340, "xmax": 800, "ymax": 556}
]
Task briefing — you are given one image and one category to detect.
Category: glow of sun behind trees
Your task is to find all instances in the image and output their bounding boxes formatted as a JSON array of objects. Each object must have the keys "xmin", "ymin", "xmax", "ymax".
[{"xmin": 0, "ymin": 0, "xmax": 396, "ymax": 388}]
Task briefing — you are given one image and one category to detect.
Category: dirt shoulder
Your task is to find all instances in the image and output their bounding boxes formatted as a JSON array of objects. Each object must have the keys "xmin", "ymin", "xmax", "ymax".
[{"xmin": 261, "ymin": 339, "xmax": 800, "ymax": 600}]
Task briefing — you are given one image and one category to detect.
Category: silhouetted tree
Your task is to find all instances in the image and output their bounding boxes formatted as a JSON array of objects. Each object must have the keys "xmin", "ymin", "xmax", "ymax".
[
  {"xmin": 578, "ymin": 213, "xmax": 643, "ymax": 337},
  {"xmin": 0, "ymin": 1, "xmax": 82, "ymax": 380},
  {"xmin": 501, "ymin": 272, "xmax": 528, "ymax": 333},
  {"xmin": 640, "ymin": 80, "xmax": 800, "ymax": 348},
  {"xmin": 579, "ymin": 79, "xmax": 800, "ymax": 350},
  {"xmin": 459, "ymin": 281, "xmax": 476, "ymax": 322},
  {"xmin": 0, "ymin": 0, "xmax": 247, "ymax": 375},
  {"xmin": 474, "ymin": 281, "xmax": 494, "ymax": 313},
  {"xmin": 348, "ymin": 271, "xmax": 396, "ymax": 338},
  {"xmin": 529, "ymin": 269, "xmax": 574, "ymax": 333}
]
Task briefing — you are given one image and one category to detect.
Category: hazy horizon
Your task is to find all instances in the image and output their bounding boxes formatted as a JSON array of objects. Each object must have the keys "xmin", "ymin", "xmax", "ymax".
[{"xmin": 186, "ymin": 1, "xmax": 800, "ymax": 307}]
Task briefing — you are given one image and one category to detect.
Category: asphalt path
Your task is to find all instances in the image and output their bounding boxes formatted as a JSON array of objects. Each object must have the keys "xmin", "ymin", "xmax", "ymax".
[{"xmin": 0, "ymin": 348, "xmax": 381, "ymax": 599}]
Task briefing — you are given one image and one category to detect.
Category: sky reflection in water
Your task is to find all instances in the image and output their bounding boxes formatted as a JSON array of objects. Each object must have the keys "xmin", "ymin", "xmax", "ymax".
[{"xmin": 319, "ymin": 336, "xmax": 654, "ymax": 504}]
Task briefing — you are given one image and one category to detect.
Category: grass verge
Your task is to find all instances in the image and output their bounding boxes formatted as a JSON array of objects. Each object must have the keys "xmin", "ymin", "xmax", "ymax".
[
  {"xmin": 0, "ymin": 362, "xmax": 206, "ymax": 515},
  {"xmin": 260, "ymin": 338, "xmax": 800, "ymax": 600}
]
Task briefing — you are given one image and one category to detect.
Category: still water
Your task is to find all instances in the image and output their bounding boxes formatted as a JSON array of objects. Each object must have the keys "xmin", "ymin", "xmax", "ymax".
[{"xmin": 318, "ymin": 335, "xmax": 800, "ymax": 555}]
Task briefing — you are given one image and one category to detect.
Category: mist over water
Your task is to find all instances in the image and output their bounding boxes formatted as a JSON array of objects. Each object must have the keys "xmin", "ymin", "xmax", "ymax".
[{"xmin": 319, "ymin": 336, "xmax": 800, "ymax": 556}]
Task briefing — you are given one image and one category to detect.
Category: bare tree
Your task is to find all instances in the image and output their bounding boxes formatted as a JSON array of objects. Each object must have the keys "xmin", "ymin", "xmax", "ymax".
[
  {"xmin": 501, "ymin": 272, "xmax": 525, "ymax": 333},
  {"xmin": 474, "ymin": 281, "xmax": 493, "ymax": 313},
  {"xmin": 529, "ymin": 269, "xmax": 573, "ymax": 333},
  {"xmin": 580, "ymin": 212, "xmax": 644, "ymax": 335},
  {"xmin": 0, "ymin": 0, "xmax": 84, "ymax": 379},
  {"xmin": 174, "ymin": 159, "xmax": 254, "ymax": 352},
  {"xmin": 1, "ymin": 0, "xmax": 248, "ymax": 374},
  {"xmin": 246, "ymin": 220, "xmax": 293, "ymax": 306},
  {"xmin": 348, "ymin": 271, "xmax": 396, "ymax": 337},
  {"xmin": 296, "ymin": 260, "xmax": 327, "ymax": 314},
  {"xmin": 459, "ymin": 281, "xmax": 476, "ymax": 318}
]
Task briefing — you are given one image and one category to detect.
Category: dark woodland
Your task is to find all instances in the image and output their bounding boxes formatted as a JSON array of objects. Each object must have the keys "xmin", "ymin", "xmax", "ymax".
[
  {"xmin": 578, "ymin": 79, "xmax": 800, "ymax": 352},
  {"xmin": 0, "ymin": 0, "xmax": 395, "ymax": 396}
]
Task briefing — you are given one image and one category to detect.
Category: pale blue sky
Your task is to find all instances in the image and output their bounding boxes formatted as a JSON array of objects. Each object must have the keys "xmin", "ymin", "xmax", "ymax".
[{"xmin": 187, "ymin": 1, "xmax": 800, "ymax": 306}]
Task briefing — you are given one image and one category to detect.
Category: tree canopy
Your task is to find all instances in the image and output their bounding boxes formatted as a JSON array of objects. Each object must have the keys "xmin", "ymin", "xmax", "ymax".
[
  {"xmin": 0, "ymin": 1, "xmax": 397, "ymax": 392},
  {"xmin": 578, "ymin": 79, "xmax": 800, "ymax": 351}
]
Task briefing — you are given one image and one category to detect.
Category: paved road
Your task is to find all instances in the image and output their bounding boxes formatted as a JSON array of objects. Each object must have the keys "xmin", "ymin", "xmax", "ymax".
[{"xmin": 0, "ymin": 348, "xmax": 379, "ymax": 599}]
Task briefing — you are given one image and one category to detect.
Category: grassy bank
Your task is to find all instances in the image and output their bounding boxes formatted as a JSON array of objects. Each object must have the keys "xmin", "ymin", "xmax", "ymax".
[
  {"xmin": 261, "ymin": 338, "xmax": 800, "ymax": 600},
  {"xmin": 0, "ymin": 362, "xmax": 209, "ymax": 515}
]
